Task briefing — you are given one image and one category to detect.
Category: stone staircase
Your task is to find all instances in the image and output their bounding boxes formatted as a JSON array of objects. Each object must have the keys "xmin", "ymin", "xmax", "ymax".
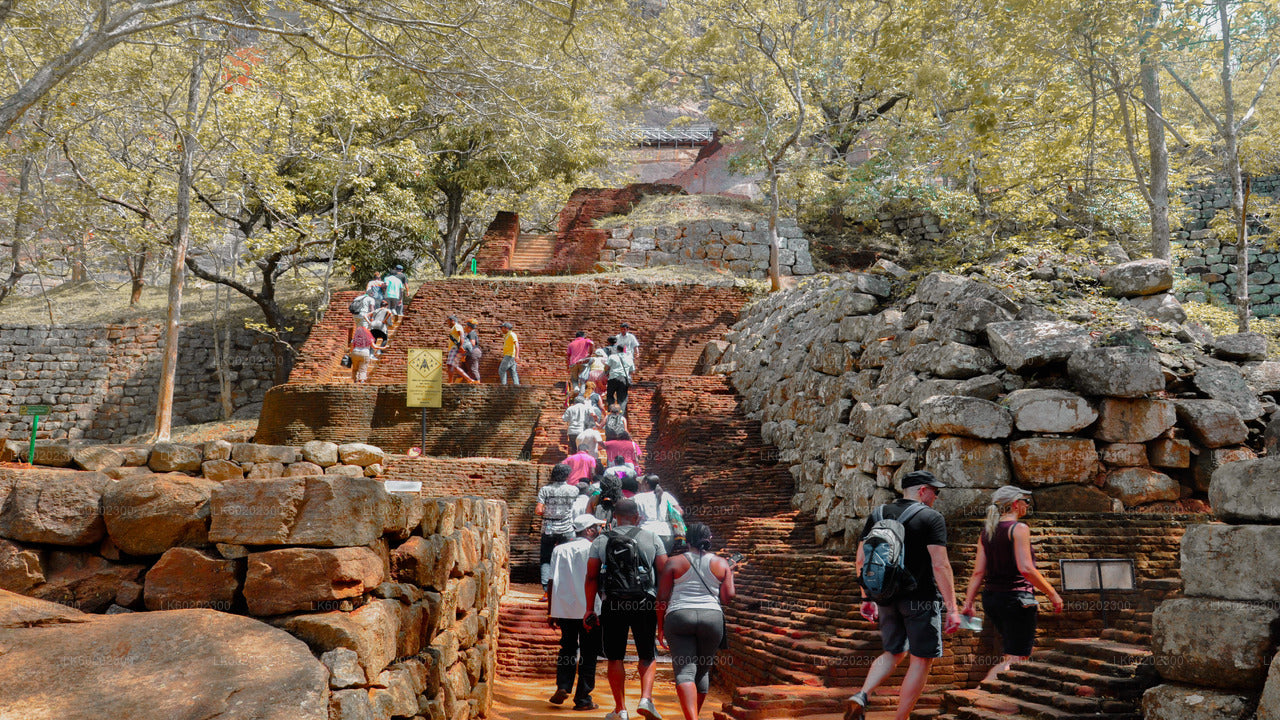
[
  {"xmin": 930, "ymin": 630, "xmax": 1157, "ymax": 720},
  {"xmin": 507, "ymin": 234, "xmax": 558, "ymax": 273},
  {"xmin": 496, "ymin": 583, "xmax": 562, "ymax": 678}
]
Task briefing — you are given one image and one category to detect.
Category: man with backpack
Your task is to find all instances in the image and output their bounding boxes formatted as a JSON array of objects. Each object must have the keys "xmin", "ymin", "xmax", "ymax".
[
  {"xmin": 845, "ymin": 470, "xmax": 962, "ymax": 720},
  {"xmin": 584, "ymin": 498, "xmax": 669, "ymax": 720}
]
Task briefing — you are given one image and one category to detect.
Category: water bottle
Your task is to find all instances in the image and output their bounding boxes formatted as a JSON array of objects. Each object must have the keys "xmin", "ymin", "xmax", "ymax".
[{"xmin": 960, "ymin": 614, "xmax": 983, "ymax": 632}]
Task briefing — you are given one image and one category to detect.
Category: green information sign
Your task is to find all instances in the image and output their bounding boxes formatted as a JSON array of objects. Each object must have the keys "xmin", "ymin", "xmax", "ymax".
[
  {"xmin": 18, "ymin": 405, "xmax": 51, "ymax": 416},
  {"xmin": 17, "ymin": 405, "xmax": 50, "ymax": 466}
]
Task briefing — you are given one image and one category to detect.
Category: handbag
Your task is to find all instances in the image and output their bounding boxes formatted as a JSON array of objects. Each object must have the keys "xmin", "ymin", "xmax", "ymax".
[
  {"xmin": 687, "ymin": 553, "xmax": 729, "ymax": 650},
  {"xmin": 341, "ymin": 354, "xmax": 352, "ymax": 368}
]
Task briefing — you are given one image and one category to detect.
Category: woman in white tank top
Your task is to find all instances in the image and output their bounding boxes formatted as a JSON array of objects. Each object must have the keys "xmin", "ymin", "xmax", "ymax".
[{"xmin": 656, "ymin": 523, "xmax": 737, "ymax": 720}]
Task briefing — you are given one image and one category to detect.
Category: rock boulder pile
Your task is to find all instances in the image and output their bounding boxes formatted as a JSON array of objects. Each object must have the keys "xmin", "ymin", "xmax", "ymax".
[{"xmin": 716, "ymin": 267, "xmax": 1277, "ymax": 547}]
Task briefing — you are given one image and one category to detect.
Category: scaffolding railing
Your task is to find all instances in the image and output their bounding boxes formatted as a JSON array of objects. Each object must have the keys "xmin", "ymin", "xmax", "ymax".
[{"xmin": 606, "ymin": 126, "xmax": 716, "ymax": 147}]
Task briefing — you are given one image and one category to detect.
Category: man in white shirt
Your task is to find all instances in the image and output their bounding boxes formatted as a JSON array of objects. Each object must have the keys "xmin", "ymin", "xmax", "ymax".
[
  {"xmin": 547, "ymin": 513, "xmax": 607, "ymax": 711},
  {"xmin": 563, "ymin": 395, "xmax": 601, "ymax": 453},
  {"xmin": 576, "ymin": 416, "xmax": 604, "ymax": 458},
  {"xmin": 634, "ymin": 475, "xmax": 684, "ymax": 553},
  {"xmin": 605, "ymin": 345, "xmax": 635, "ymax": 414},
  {"xmin": 618, "ymin": 322, "xmax": 640, "ymax": 370}
]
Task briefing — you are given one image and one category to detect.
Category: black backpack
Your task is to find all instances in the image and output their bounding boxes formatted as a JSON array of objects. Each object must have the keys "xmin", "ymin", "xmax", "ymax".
[
  {"xmin": 348, "ymin": 294, "xmax": 367, "ymax": 314},
  {"xmin": 858, "ymin": 502, "xmax": 925, "ymax": 603},
  {"xmin": 604, "ymin": 413, "xmax": 627, "ymax": 440},
  {"xmin": 601, "ymin": 526, "xmax": 652, "ymax": 599}
]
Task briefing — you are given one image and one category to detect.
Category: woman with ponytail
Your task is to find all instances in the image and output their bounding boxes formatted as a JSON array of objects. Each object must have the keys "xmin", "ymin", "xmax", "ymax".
[
  {"xmin": 960, "ymin": 486, "xmax": 1064, "ymax": 682},
  {"xmin": 656, "ymin": 523, "xmax": 736, "ymax": 720}
]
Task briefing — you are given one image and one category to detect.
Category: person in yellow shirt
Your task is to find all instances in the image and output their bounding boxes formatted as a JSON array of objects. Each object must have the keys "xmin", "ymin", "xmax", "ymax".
[{"xmin": 499, "ymin": 321, "xmax": 521, "ymax": 386}]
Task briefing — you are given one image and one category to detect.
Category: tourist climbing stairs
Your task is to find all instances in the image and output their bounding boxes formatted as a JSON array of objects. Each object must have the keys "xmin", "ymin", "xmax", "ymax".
[
  {"xmin": 507, "ymin": 234, "xmax": 557, "ymax": 273},
  {"xmin": 929, "ymin": 630, "xmax": 1157, "ymax": 720}
]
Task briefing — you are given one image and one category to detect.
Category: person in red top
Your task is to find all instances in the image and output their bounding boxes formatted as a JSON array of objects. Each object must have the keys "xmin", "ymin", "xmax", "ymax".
[
  {"xmin": 602, "ymin": 431, "xmax": 641, "ymax": 473},
  {"xmin": 350, "ymin": 324, "xmax": 375, "ymax": 383},
  {"xmin": 566, "ymin": 331, "xmax": 595, "ymax": 395},
  {"xmin": 564, "ymin": 447, "xmax": 599, "ymax": 486}
]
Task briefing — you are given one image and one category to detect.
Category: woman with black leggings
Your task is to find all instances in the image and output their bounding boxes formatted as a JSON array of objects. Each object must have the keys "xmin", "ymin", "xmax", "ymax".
[
  {"xmin": 961, "ymin": 485, "xmax": 1064, "ymax": 682},
  {"xmin": 657, "ymin": 523, "xmax": 736, "ymax": 720}
]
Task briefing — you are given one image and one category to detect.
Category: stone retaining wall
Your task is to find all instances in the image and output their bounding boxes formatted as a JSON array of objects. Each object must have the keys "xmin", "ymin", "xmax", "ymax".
[
  {"xmin": 0, "ymin": 320, "xmax": 301, "ymax": 443},
  {"xmin": 1173, "ymin": 174, "xmax": 1280, "ymax": 314},
  {"xmin": 601, "ymin": 219, "xmax": 815, "ymax": 278},
  {"xmin": 0, "ymin": 442, "xmax": 506, "ymax": 720},
  {"xmin": 718, "ymin": 271, "xmax": 1275, "ymax": 549}
]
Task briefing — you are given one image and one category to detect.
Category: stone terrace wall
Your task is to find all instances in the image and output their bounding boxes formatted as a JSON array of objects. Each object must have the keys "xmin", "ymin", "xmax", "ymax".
[
  {"xmin": 382, "ymin": 457, "xmax": 550, "ymax": 584},
  {"xmin": 256, "ymin": 383, "xmax": 555, "ymax": 457},
  {"xmin": 718, "ymin": 270, "xmax": 1277, "ymax": 549},
  {"xmin": 0, "ymin": 321, "xmax": 295, "ymax": 443},
  {"xmin": 289, "ymin": 281, "xmax": 751, "ymax": 386},
  {"xmin": 1144, "ymin": 457, "xmax": 1280, "ymax": 720},
  {"xmin": 601, "ymin": 218, "xmax": 816, "ymax": 279},
  {"xmin": 1174, "ymin": 174, "xmax": 1280, "ymax": 315},
  {"xmin": 0, "ymin": 449, "xmax": 506, "ymax": 720}
]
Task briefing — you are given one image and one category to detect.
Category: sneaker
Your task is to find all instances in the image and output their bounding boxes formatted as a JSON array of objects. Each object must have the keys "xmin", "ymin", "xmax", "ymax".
[
  {"xmin": 637, "ymin": 698, "xmax": 662, "ymax": 720},
  {"xmin": 604, "ymin": 711, "xmax": 628, "ymax": 720},
  {"xmin": 573, "ymin": 701, "xmax": 599, "ymax": 711},
  {"xmin": 549, "ymin": 689, "xmax": 570, "ymax": 705},
  {"xmin": 843, "ymin": 691, "xmax": 868, "ymax": 720}
]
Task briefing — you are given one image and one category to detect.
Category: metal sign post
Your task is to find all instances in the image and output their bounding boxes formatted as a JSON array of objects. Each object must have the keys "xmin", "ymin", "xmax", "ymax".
[
  {"xmin": 1059, "ymin": 558, "xmax": 1136, "ymax": 629},
  {"xmin": 406, "ymin": 349, "xmax": 443, "ymax": 454},
  {"xmin": 18, "ymin": 405, "xmax": 51, "ymax": 465}
]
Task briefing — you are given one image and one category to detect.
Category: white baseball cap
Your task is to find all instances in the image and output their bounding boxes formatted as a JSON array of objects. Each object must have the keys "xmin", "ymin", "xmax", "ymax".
[{"xmin": 573, "ymin": 514, "xmax": 606, "ymax": 533}]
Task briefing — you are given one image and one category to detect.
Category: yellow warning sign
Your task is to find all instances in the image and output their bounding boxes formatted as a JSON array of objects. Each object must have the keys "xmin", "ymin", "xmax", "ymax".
[{"xmin": 406, "ymin": 349, "xmax": 443, "ymax": 408}]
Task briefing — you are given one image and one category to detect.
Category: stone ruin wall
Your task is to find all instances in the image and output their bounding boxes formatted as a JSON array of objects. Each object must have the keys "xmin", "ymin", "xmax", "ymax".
[
  {"xmin": 0, "ymin": 320, "xmax": 300, "ymax": 443},
  {"xmin": 1173, "ymin": 174, "xmax": 1280, "ymax": 315},
  {"xmin": 1143, "ymin": 456, "xmax": 1280, "ymax": 719},
  {"xmin": 600, "ymin": 218, "xmax": 816, "ymax": 278},
  {"xmin": 0, "ymin": 439, "xmax": 506, "ymax": 720},
  {"xmin": 712, "ymin": 270, "xmax": 1280, "ymax": 550}
]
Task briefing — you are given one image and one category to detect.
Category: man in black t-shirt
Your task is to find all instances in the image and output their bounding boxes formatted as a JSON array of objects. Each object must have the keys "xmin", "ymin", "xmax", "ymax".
[{"xmin": 845, "ymin": 470, "xmax": 962, "ymax": 720}]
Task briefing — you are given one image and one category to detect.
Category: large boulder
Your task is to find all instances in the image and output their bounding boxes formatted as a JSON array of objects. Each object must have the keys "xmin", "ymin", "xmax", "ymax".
[
  {"xmin": 923, "ymin": 436, "xmax": 1010, "ymax": 489},
  {"xmin": 0, "ymin": 600, "xmax": 328, "ymax": 720},
  {"xmin": 232, "ymin": 443, "xmax": 299, "ymax": 465},
  {"xmin": 0, "ymin": 587, "xmax": 86, "ymax": 626},
  {"xmin": 1176, "ymin": 400, "xmax": 1249, "ymax": 449},
  {"xmin": 338, "ymin": 444, "xmax": 386, "ymax": 468},
  {"xmin": 917, "ymin": 396, "xmax": 1012, "ymax": 440},
  {"xmin": 245, "ymin": 547, "xmax": 385, "ymax": 616},
  {"xmin": 29, "ymin": 551, "xmax": 145, "ymax": 613},
  {"xmin": 1152, "ymin": 598, "xmax": 1280, "ymax": 689},
  {"xmin": 71, "ymin": 446, "xmax": 124, "ymax": 473},
  {"xmin": 1008, "ymin": 438, "xmax": 1099, "ymax": 486},
  {"xmin": 985, "ymin": 321, "xmax": 1092, "ymax": 372},
  {"xmin": 1192, "ymin": 359, "xmax": 1265, "ymax": 421},
  {"xmin": 1004, "ymin": 389, "xmax": 1097, "ymax": 433},
  {"xmin": 1214, "ymin": 332, "xmax": 1269, "ymax": 361},
  {"xmin": 1210, "ymin": 457, "xmax": 1280, "ymax": 522},
  {"xmin": 1194, "ymin": 445, "xmax": 1256, "ymax": 492},
  {"xmin": 147, "ymin": 443, "xmax": 203, "ymax": 473},
  {"xmin": 1244, "ymin": 361, "xmax": 1280, "ymax": 393},
  {"xmin": 276, "ymin": 598, "xmax": 402, "ymax": 682},
  {"xmin": 1093, "ymin": 399, "xmax": 1176, "ymax": 443},
  {"xmin": 102, "ymin": 474, "xmax": 218, "ymax": 556},
  {"xmin": 1102, "ymin": 258, "xmax": 1173, "ymax": 297},
  {"xmin": 302, "ymin": 441, "xmax": 340, "ymax": 468},
  {"xmin": 1181, "ymin": 524, "xmax": 1280, "ymax": 601},
  {"xmin": 392, "ymin": 535, "xmax": 458, "ymax": 592},
  {"xmin": 1143, "ymin": 684, "xmax": 1254, "ymax": 720},
  {"xmin": 1067, "ymin": 347, "xmax": 1165, "ymax": 397},
  {"xmin": 1127, "ymin": 292, "xmax": 1187, "ymax": 323},
  {"xmin": 0, "ymin": 469, "xmax": 109, "ymax": 546},
  {"xmin": 143, "ymin": 547, "xmax": 239, "ymax": 611},
  {"xmin": 925, "ymin": 342, "xmax": 999, "ymax": 380},
  {"xmin": 1103, "ymin": 468, "xmax": 1180, "ymax": 506},
  {"xmin": 209, "ymin": 476, "xmax": 389, "ymax": 547}
]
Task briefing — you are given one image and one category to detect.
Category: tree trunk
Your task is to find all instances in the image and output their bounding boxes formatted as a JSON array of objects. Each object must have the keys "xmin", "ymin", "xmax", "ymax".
[
  {"xmin": 153, "ymin": 50, "xmax": 204, "ymax": 442},
  {"xmin": 0, "ymin": 154, "xmax": 34, "ymax": 304},
  {"xmin": 442, "ymin": 186, "xmax": 464, "ymax": 276},
  {"xmin": 1216, "ymin": 0, "xmax": 1249, "ymax": 332},
  {"xmin": 768, "ymin": 168, "xmax": 782, "ymax": 292},
  {"xmin": 128, "ymin": 252, "xmax": 147, "ymax": 305},
  {"xmin": 1140, "ymin": 0, "xmax": 1170, "ymax": 261}
]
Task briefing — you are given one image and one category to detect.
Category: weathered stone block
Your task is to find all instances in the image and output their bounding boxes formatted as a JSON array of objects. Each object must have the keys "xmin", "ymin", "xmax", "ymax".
[
  {"xmin": 1099, "ymin": 442, "xmax": 1148, "ymax": 466},
  {"xmin": 1031, "ymin": 484, "xmax": 1114, "ymax": 512},
  {"xmin": 1004, "ymin": 389, "xmax": 1096, "ymax": 433},
  {"xmin": 1152, "ymin": 597, "xmax": 1280, "ymax": 689},
  {"xmin": 1128, "ymin": 292, "xmax": 1187, "ymax": 323},
  {"xmin": 1104, "ymin": 467, "xmax": 1180, "ymax": 506},
  {"xmin": 209, "ymin": 476, "xmax": 388, "ymax": 547},
  {"xmin": 1147, "ymin": 438, "xmax": 1191, "ymax": 468},
  {"xmin": 72, "ymin": 446, "xmax": 124, "ymax": 472},
  {"xmin": 924, "ymin": 436, "xmax": 1009, "ymax": 488},
  {"xmin": 285, "ymin": 461, "xmax": 324, "ymax": 477},
  {"xmin": 1102, "ymin": 258, "xmax": 1173, "ymax": 296},
  {"xmin": 1193, "ymin": 360, "xmax": 1265, "ymax": 421},
  {"xmin": 926, "ymin": 342, "xmax": 999, "ymax": 379},
  {"xmin": 148, "ymin": 443, "xmax": 202, "ymax": 473},
  {"xmin": 986, "ymin": 321, "xmax": 1091, "ymax": 371},
  {"xmin": 1068, "ymin": 347, "xmax": 1165, "ymax": 397},
  {"xmin": 1214, "ymin": 332, "xmax": 1268, "ymax": 361},
  {"xmin": 1008, "ymin": 438, "xmax": 1099, "ymax": 485},
  {"xmin": 322, "ymin": 647, "xmax": 365, "ymax": 690},
  {"xmin": 1176, "ymin": 399, "xmax": 1249, "ymax": 448},
  {"xmin": 917, "ymin": 395, "xmax": 1012, "ymax": 439},
  {"xmin": 0, "ymin": 469, "xmax": 109, "ymax": 546},
  {"xmin": 245, "ymin": 547, "xmax": 385, "ymax": 616},
  {"xmin": 0, "ymin": 538, "xmax": 44, "ymax": 593},
  {"xmin": 1182, "ymin": 524, "xmax": 1280, "ymax": 601},
  {"xmin": 302, "ymin": 441, "xmax": 340, "ymax": 467},
  {"xmin": 338, "ymin": 443, "xmax": 386, "ymax": 467},
  {"xmin": 201, "ymin": 459, "xmax": 244, "ymax": 482},
  {"xmin": 1210, "ymin": 457, "xmax": 1280, "ymax": 522},
  {"xmin": 1195, "ymin": 445, "xmax": 1256, "ymax": 492},
  {"xmin": 232, "ymin": 443, "xmax": 298, "ymax": 465},
  {"xmin": 1143, "ymin": 684, "xmax": 1253, "ymax": 720},
  {"xmin": 143, "ymin": 547, "xmax": 239, "ymax": 611},
  {"xmin": 278, "ymin": 599, "xmax": 402, "ymax": 683},
  {"xmin": 102, "ymin": 474, "xmax": 217, "ymax": 555}
]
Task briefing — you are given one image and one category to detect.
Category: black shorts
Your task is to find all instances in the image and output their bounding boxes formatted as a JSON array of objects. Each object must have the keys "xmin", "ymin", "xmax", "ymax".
[
  {"xmin": 878, "ymin": 598, "xmax": 943, "ymax": 659},
  {"xmin": 601, "ymin": 596, "xmax": 657, "ymax": 663},
  {"xmin": 371, "ymin": 328, "xmax": 388, "ymax": 342},
  {"xmin": 983, "ymin": 590, "xmax": 1038, "ymax": 656}
]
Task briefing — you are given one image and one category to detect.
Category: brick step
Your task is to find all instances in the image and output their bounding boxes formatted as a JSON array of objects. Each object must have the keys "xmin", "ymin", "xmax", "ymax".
[
  {"xmin": 1047, "ymin": 639, "xmax": 1151, "ymax": 668},
  {"xmin": 996, "ymin": 667, "xmax": 1148, "ymax": 701}
]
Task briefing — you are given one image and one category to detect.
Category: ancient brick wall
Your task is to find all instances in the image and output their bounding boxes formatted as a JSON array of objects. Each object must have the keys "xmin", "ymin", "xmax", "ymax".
[
  {"xmin": 255, "ymin": 383, "xmax": 553, "ymax": 457},
  {"xmin": 288, "ymin": 280, "xmax": 750, "ymax": 387},
  {"xmin": 0, "ymin": 456, "xmax": 506, "ymax": 720},
  {"xmin": 474, "ymin": 211, "xmax": 521, "ymax": 274},
  {"xmin": 381, "ymin": 456, "xmax": 550, "ymax": 584},
  {"xmin": 0, "ymin": 321, "xmax": 297, "ymax": 443}
]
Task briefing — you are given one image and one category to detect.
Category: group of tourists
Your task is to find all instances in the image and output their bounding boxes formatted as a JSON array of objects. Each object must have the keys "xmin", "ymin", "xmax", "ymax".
[
  {"xmin": 441, "ymin": 316, "xmax": 522, "ymax": 385},
  {"xmin": 345, "ymin": 265, "xmax": 408, "ymax": 382},
  {"xmin": 843, "ymin": 473, "xmax": 1064, "ymax": 720},
  {"xmin": 566, "ymin": 324, "xmax": 640, "ymax": 412},
  {"xmin": 539, "ymin": 457, "xmax": 733, "ymax": 720}
]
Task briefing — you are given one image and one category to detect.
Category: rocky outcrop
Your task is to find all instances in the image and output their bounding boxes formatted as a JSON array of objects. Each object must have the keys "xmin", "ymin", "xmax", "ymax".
[{"xmin": 719, "ymin": 270, "xmax": 1271, "ymax": 548}]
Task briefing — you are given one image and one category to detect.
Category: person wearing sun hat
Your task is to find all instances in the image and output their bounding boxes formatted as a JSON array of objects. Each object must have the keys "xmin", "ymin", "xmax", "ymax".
[
  {"xmin": 547, "ymin": 512, "xmax": 607, "ymax": 711},
  {"xmin": 845, "ymin": 470, "xmax": 961, "ymax": 720},
  {"xmin": 960, "ymin": 485, "xmax": 1064, "ymax": 683}
]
